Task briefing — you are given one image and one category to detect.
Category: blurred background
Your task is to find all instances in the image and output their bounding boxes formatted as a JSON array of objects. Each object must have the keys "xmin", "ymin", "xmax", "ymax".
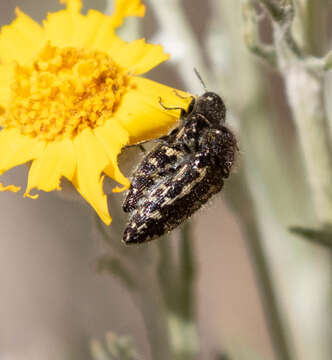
[{"xmin": 1, "ymin": 1, "xmax": 332, "ymax": 360}]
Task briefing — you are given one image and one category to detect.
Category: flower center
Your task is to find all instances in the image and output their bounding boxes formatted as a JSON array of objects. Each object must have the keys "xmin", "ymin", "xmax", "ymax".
[{"xmin": 1, "ymin": 43, "xmax": 129, "ymax": 140}]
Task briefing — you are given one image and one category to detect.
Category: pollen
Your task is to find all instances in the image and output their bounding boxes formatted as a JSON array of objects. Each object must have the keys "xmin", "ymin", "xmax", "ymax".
[{"xmin": 0, "ymin": 43, "xmax": 129, "ymax": 141}]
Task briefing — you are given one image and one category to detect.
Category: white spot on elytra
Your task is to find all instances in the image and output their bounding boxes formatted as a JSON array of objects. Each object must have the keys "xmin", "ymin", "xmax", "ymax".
[
  {"xmin": 149, "ymin": 158, "xmax": 158, "ymax": 166},
  {"xmin": 166, "ymin": 148, "xmax": 177, "ymax": 156}
]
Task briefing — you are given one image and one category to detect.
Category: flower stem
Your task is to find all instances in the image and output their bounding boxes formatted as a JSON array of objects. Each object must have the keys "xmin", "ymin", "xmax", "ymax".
[
  {"xmin": 284, "ymin": 68, "xmax": 332, "ymax": 224},
  {"xmin": 226, "ymin": 173, "xmax": 294, "ymax": 360},
  {"xmin": 255, "ymin": 0, "xmax": 332, "ymax": 225},
  {"xmin": 94, "ymin": 207, "xmax": 172, "ymax": 360},
  {"xmin": 179, "ymin": 222, "xmax": 195, "ymax": 320},
  {"xmin": 134, "ymin": 275, "xmax": 172, "ymax": 360},
  {"xmin": 171, "ymin": 222, "xmax": 198, "ymax": 360},
  {"xmin": 158, "ymin": 223, "xmax": 199, "ymax": 360},
  {"xmin": 243, "ymin": 1, "xmax": 332, "ymax": 357},
  {"xmin": 244, "ymin": 226, "xmax": 293, "ymax": 360}
]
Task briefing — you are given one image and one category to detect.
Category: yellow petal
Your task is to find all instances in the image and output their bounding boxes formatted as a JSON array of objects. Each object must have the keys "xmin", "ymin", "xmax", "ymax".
[
  {"xmin": 57, "ymin": 0, "xmax": 85, "ymax": 48},
  {"xmin": 131, "ymin": 77, "xmax": 193, "ymax": 109},
  {"xmin": 43, "ymin": 12, "xmax": 72, "ymax": 47},
  {"xmin": 116, "ymin": 77, "xmax": 192, "ymax": 143},
  {"xmin": 94, "ymin": 120, "xmax": 130, "ymax": 192},
  {"xmin": 60, "ymin": 0, "xmax": 82, "ymax": 13},
  {"xmin": 25, "ymin": 139, "xmax": 76, "ymax": 195},
  {"xmin": 65, "ymin": 9, "xmax": 111, "ymax": 49},
  {"xmin": 73, "ymin": 128, "xmax": 111, "ymax": 225},
  {"xmin": 111, "ymin": 0, "xmax": 145, "ymax": 29},
  {"xmin": 87, "ymin": 0, "xmax": 144, "ymax": 51},
  {"xmin": 0, "ymin": 63, "xmax": 14, "ymax": 107},
  {"xmin": 43, "ymin": 5, "xmax": 82, "ymax": 47},
  {"xmin": 0, "ymin": 182, "xmax": 20, "ymax": 192},
  {"xmin": 25, "ymin": 193, "xmax": 39, "ymax": 199},
  {"xmin": 110, "ymin": 39, "xmax": 169, "ymax": 75},
  {"xmin": 0, "ymin": 8, "xmax": 45, "ymax": 64},
  {"xmin": 43, "ymin": 6, "xmax": 116, "ymax": 54},
  {"xmin": 86, "ymin": 11, "xmax": 124, "ymax": 51},
  {"xmin": 0, "ymin": 128, "xmax": 45, "ymax": 175}
]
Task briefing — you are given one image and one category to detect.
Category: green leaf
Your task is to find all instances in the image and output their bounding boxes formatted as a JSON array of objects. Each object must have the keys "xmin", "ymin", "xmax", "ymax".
[{"xmin": 289, "ymin": 225, "xmax": 332, "ymax": 248}]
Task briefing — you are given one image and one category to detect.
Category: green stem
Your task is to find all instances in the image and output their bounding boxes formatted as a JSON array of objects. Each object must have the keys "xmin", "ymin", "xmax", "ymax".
[
  {"xmin": 170, "ymin": 222, "xmax": 198, "ymax": 360},
  {"xmin": 242, "ymin": 1, "xmax": 332, "ymax": 357},
  {"xmin": 226, "ymin": 174, "xmax": 294, "ymax": 360},
  {"xmin": 94, "ymin": 212, "xmax": 172, "ymax": 360},
  {"xmin": 244, "ymin": 223, "xmax": 293, "ymax": 360},
  {"xmin": 157, "ymin": 223, "xmax": 199, "ymax": 360},
  {"xmin": 284, "ymin": 68, "xmax": 332, "ymax": 224},
  {"xmin": 135, "ymin": 277, "xmax": 172, "ymax": 360},
  {"xmin": 258, "ymin": 0, "xmax": 285, "ymax": 22},
  {"xmin": 178, "ymin": 222, "xmax": 196, "ymax": 320}
]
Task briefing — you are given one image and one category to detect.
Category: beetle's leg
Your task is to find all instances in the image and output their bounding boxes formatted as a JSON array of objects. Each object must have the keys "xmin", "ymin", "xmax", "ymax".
[{"xmin": 158, "ymin": 97, "xmax": 185, "ymax": 112}]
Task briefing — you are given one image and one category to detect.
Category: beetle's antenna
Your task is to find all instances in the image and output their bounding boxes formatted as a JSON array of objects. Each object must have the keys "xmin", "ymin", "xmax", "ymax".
[{"xmin": 193, "ymin": 68, "xmax": 207, "ymax": 91}]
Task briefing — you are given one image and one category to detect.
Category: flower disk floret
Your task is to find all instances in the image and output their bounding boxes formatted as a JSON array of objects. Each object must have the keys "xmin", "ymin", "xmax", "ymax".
[{"xmin": 0, "ymin": 0, "xmax": 192, "ymax": 225}]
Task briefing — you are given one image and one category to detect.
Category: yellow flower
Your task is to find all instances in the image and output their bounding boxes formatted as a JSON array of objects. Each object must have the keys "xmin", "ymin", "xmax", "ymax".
[{"xmin": 0, "ymin": 0, "xmax": 191, "ymax": 225}]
